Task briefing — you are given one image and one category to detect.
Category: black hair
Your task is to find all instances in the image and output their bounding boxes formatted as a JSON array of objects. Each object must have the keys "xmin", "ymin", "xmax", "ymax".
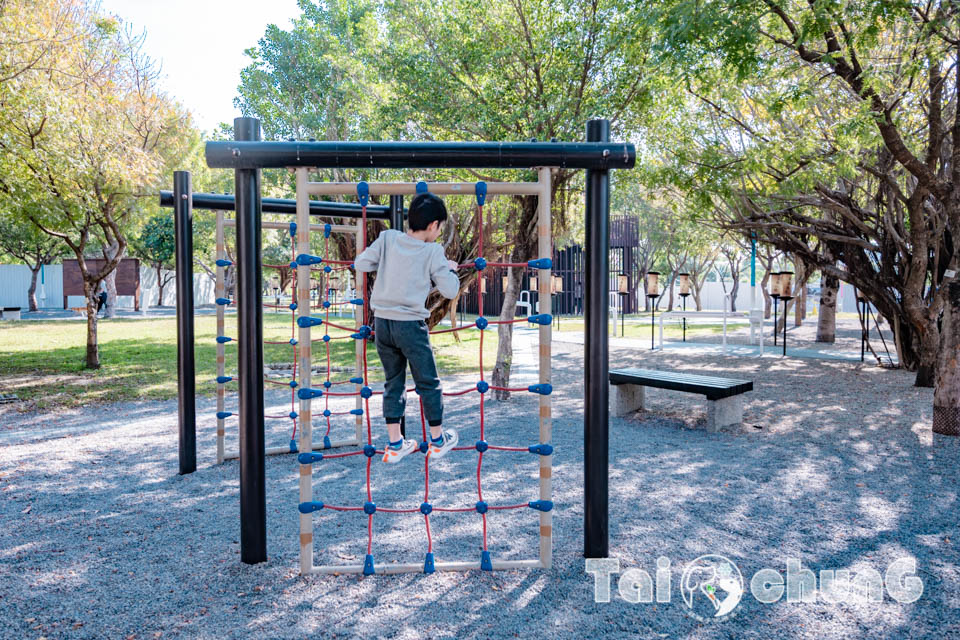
[{"xmin": 407, "ymin": 192, "xmax": 448, "ymax": 231}]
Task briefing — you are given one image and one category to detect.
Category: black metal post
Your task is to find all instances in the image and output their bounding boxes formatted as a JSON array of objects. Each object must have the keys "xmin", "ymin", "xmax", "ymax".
[
  {"xmin": 584, "ymin": 118, "xmax": 610, "ymax": 559},
  {"xmin": 681, "ymin": 295, "xmax": 687, "ymax": 342},
  {"xmin": 160, "ymin": 191, "xmax": 389, "ymax": 219},
  {"xmin": 860, "ymin": 299, "xmax": 867, "ymax": 362},
  {"xmin": 174, "ymin": 171, "xmax": 196, "ymax": 475},
  {"xmin": 235, "ymin": 117, "xmax": 267, "ymax": 565},
  {"xmin": 773, "ymin": 297, "xmax": 779, "ymax": 346},
  {"xmin": 649, "ymin": 295, "xmax": 658, "ymax": 350},
  {"xmin": 781, "ymin": 297, "xmax": 792, "ymax": 357},
  {"xmin": 619, "ymin": 293, "xmax": 626, "ymax": 337},
  {"xmin": 389, "ymin": 194, "xmax": 404, "ymax": 231}
]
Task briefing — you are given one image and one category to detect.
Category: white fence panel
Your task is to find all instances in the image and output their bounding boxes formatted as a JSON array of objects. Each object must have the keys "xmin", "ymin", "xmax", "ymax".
[{"xmin": 0, "ymin": 264, "xmax": 64, "ymax": 309}]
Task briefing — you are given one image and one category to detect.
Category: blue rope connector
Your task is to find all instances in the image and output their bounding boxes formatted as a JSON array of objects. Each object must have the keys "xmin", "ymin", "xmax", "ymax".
[
  {"xmin": 297, "ymin": 316, "xmax": 323, "ymax": 328},
  {"xmin": 529, "ymin": 443, "xmax": 553, "ymax": 456},
  {"xmin": 215, "ymin": 259, "xmax": 232, "ymax": 267},
  {"xmin": 475, "ymin": 316, "xmax": 488, "ymax": 330},
  {"xmin": 289, "ymin": 303, "xmax": 297, "ymax": 311},
  {"xmin": 298, "ymin": 501, "xmax": 324, "ymax": 513},
  {"xmin": 528, "ymin": 258, "xmax": 552, "ymax": 269},
  {"xmin": 363, "ymin": 444, "xmax": 377, "ymax": 457},
  {"xmin": 473, "ymin": 256, "xmax": 487, "ymax": 271},
  {"xmin": 529, "ymin": 500, "xmax": 554, "ymax": 512},
  {"xmin": 298, "ymin": 452, "xmax": 323, "ymax": 464},
  {"xmin": 423, "ymin": 552, "xmax": 435, "ymax": 575},
  {"xmin": 322, "ymin": 335, "xmax": 331, "ymax": 342},
  {"xmin": 363, "ymin": 554, "xmax": 375, "ymax": 576},
  {"xmin": 216, "ymin": 336, "xmax": 233, "ymax": 344},
  {"xmin": 289, "ymin": 439, "xmax": 298, "ymax": 453},
  {"xmin": 475, "ymin": 440, "xmax": 489, "ymax": 452},
  {"xmin": 360, "ymin": 386, "xmax": 373, "ymax": 399},
  {"xmin": 476, "ymin": 380, "xmax": 489, "ymax": 394},
  {"xmin": 350, "ymin": 298, "xmax": 364, "ymax": 305},
  {"xmin": 527, "ymin": 313, "xmax": 552, "ymax": 325},
  {"xmin": 288, "ymin": 261, "xmax": 297, "ymax": 270},
  {"xmin": 215, "ymin": 297, "xmax": 231, "ymax": 306},
  {"xmin": 475, "ymin": 500, "xmax": 488, "ymax": 514},
  {"xmin": 289, "ymin": 411, "xmax": 298, "ymax": 419},
  {"xmin": 289, "ymin": 338, "xmax": 298, "ymax": 346},
  {"xmin": 322, "ymin": 300, "xmax": 331, "ymax": 308},
  {"xmin": 415, "ymin": 181, "xmax": 428, "ymax": 194},
  {"xmin": 528, "ymin": 383, "xmax": 553, "ymax": 395},
  {"xmin": 350, "ymin": 376, "xmax": 364, "ymax": 384},
  {"xmin": 363, "ymin": 501, "xmax": 376, "ymax": 515},
  {"xmin": 289, "ymin": 222, "xmax": 297, "ymax": 237},
  {"xmin": 324, "ymin": 265, "xmax": 332, "ymax": 273},
  {"xmin": 322, "ymin": 409, "xmax": 331, "ymax": 417},
  {"xmin": 216, "ymin": 411, "xmax": 232, "ymax": 419},
  {"xmin": 295, "ymin": 254, "xmax": 323, "ymax": 266},
  {"xmin": 420, "ymin": 502, "xmax": 432, "ymax": 515},
  {"xmin": 350, "ymin": 408, "xmax": 364, "ymax": 416},
  {"xmin": 323, "ymin": 435, "xmax": 331, "ymax": 449},
  {"xmin": 323, "ymin": 381, "xmax": 332, "ymax": 388},
  {"xmin": 216, "ymin": 375, "xmax": 233, "ymax": 384},
  {"xmin": 419, "ymin": 440, "xmax": 429, "ymax": 453},
  {"xmin": 288, "ymin": 380, "xmax": 298, "ymax": 388},
  {"xmin": 480, "ymin": 550, "xmax": 493, "ymax": 571},
  {"xmin": 324, "ymin": 223, "xmax": 331, "ymax": 238},
  {"xmin": 297, "ymin": 388, "xmax": 323, "ymax": 400},
  {"xmin": 475, "ymin": 181, "xmax": 487, "ymax": 206},
  {"xmin": 357, "ymin": 181, "xmax": 370, "ymax": 207}
]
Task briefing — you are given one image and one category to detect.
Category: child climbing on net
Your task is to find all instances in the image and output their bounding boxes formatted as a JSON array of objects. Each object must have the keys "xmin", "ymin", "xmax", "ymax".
[{"xmin": 354, "ymin": 192, "xmax": 461, "ymax": 464}]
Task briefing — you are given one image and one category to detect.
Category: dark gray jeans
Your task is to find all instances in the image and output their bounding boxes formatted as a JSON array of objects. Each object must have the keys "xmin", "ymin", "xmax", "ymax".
[{"xmin": 374, "ymin": 317, "xmax": 443, "ymax": 427}]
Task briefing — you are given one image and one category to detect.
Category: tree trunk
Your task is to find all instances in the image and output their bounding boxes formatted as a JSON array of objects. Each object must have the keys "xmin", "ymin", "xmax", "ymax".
[
  {"xmin": 156, "ymin": 263, "xmax": 165, "ymax": 306},
  {"xmin": 492, "ymin": 267, "xmax": 524, "ymax": 400},
  {"xmin": 729, "ymin": 278, "xmax": 740, "ymax": 312},
  {"xmin": 83, "ymin": 280, "xmax": 100, "ymax": 369},
  {"xmin": 915, "ymin": 325, "xmax": 938, "ymax": 388},
  {"xmin": 794, "ymin": 261, "xmax": 805, "ymax": 327},
  {"xmin": 816, "ymin": 271, "xmax": 838, "ymax": 343},
  {"xmin": 103, "ymin": 239, "xmax": 121, "ymax": 318},
  {"xmin": 933, "ymin": 282, "xmax": 960, "ymax": 435},
  {"xmin": 27, "ymin": 266, "xmax": 40, "ymax": 312}
]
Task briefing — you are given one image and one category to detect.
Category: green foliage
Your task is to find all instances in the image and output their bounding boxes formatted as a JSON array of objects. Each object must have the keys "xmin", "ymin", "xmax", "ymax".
[{"xmin": 132, "ymin": 214, "xmax": 176, "ymax": 270}]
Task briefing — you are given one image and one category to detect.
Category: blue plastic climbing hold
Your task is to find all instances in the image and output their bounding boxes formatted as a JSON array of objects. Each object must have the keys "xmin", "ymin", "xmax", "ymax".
[
  {"xmin": 357, "ymin": 181, "xmax": 370, "ymax": 207},
  {"xmin": 322, "ymin": 409, "xmax": 331, "ymax": 417},
  {"xmin": 475, "ymin": 500, "xmax": 488, "ymax": 514},
  {"xmin": 289, "ymin": 439, "xmax": 298, "ymax": 453},
  {"xmin": 527, "ymin": 313, "xmax": 553, "ymax": 325},
  {"xmin": 289, "ymin": 302, "xmax": 297, "ymax": 311},
  {"xmin": 289, "ymin": 222, "xmax": 297, "ymax": 237},
  {"xmin": 322, "ymin": 335, "xmax": 330, "ymax": 343},
  {"xmin": 528, "ymin": 500, "xmax": 554, "ymax": 512},
  {"xmin": 297, "ymin": 388, "xmax": 323, "ymax": 399},
  {"xmin": 295, "ymin": 254, "xmax": 323, "ymax": 266},
  {"xmin": 480, "ymin": 550, "xmax": 493, "ymax": 571},
  {"xmin": 323, "ymin": 435, "xmax": 331, "ymax": 449},
  {"xmin": 289, "ymin": 411, "xmax": 298, "ymax": 419},
  {"xmin": 363, "ymin": 501, "xmax": 376, "ymax": 515},
  {"xmin": 215, "ymin": 297, "xmax": 231, "ymax": 306},
  {"xmin": 476, "ymin": 380, "xmax": 489, "ymax": 394},
  {"xmin": 528, "ymin": 443, "xmax": 553, "ymax": 456},
  {"xmin": 350, "ymin": 408, "xmax": 364, "ymax": 416},
  {"xmin": 423, "ymin": 552, "xmax": 435, "ymax": 574},
  {"xmin": 475, "ymin": 316, "xmax": 488, "ymax": 330},
  {"xmin": 216, "ymin": 411, "xmax": 232, "ymax": 419},
  {"xmin": 298, "ymin": 452, "xmax": 323, "ymax": 464},
  {"xmin": 475, "ymin": 181, "xmax": 487, "ymax": 206},
  {"xmin": 475, "ymin": 440, "xmax": 489, "ymax": 453},
  {"xmin": 215, "ymin": 259, "xmax": 232, "ymax": 267},
  {"xmin": 288, "ymin": 380, "xmax": 298, "ymax": 388},
  {"xmin": 349, "ymin": 376, "xmax": 364, "ymax": 384},
  {"xmin": 473, "ymin": 257, "xmax": 487, "ymax": 271},
  {"xmin": 297, "ymin": 316, "xmax": 323, "ymax": 328},
  {"xmin": 420, "ymin": 502, "xmax": 433, "ymax": 515},
  {"xmin": 415, "ymin": 181, "xmax": 428, "ymax": 194},
  {"xmin": 363, "ymin": 554, "xmax": 375, "ymax": 576},
  {"xmin": 419, "ymin": 440, "xmax": 429, "ymax": 453},
  {"xmin": 363, "ymin": 444, "xmax": 377, "ymax": 457},
  {"xmin": 298, "ymin": 501, "xmax": 324, "ymax": 513},
  {"xmin": 360, "ymin": 386, "xmax": 373, "ymax": 399},
  {"xmin": 350, "ymin": 298, "xmax": 364, "ymax": 305},
  {"xmin": 324, "ymin": 223, "xmax": 331, "ymax": 238},
  {"xmin": 528, "ymin": 383, "xmax": 553, "ymax": 395},
  {"xmin": 528, "ymin": 258, "xmax": 552, "ymax": 269},
  {"xmin": 323, "ymin": 265, "xmax": 332, "ymax": 273},
  {"xmin": 322, "ymin": 300, "xmax": 331, "ymax": 308},
  {"xmin": 216, "ymin": 375, "xmax": 233, "ymax": 384},
  {"xmin": 216, "ymin": 336, "xmax": 233, "ymax": 344}
]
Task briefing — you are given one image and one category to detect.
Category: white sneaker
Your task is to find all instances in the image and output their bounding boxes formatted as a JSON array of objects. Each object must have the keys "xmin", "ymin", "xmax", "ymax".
[
  {"xmin": 428, "ymin": 429, "xmax": 459, "ymax": 459},
  {"xmin": 382, "ymin": 439, "xmax": 418, "ymax": 464}
]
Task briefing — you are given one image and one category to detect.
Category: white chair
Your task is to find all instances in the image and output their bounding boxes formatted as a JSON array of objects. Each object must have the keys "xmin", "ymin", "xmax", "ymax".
[{"xmin": 516, "ymin": 290, "xmax": 534, "ymax": 316}]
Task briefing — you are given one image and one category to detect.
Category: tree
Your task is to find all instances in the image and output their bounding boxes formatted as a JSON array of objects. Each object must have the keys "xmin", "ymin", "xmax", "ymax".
[
  {"xmin": 0, "ymin": 217, "xmax": 66, "ymax": 311},
  {"xmin": 0, "ymin": 1, "xmax": 195, "ymax": 367},
  {"xmin": 132, "ymin": 214, "xmax": 176, "ymax": 306}
]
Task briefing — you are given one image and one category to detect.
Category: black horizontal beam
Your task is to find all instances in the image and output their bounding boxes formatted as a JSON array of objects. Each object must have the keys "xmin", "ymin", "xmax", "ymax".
[
  {"xmin": 158, "ymin": 191, "xmax": 391, "ymax": 219},
  {"xmin": 205, "ymin": 140, "xmax": 636, "ymax": 171}
]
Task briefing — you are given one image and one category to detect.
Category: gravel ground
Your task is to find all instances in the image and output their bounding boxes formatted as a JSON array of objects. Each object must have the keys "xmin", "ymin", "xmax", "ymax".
[{"xmin": 0, "ymin": 332, "xmax": 957, "ymax": 639}]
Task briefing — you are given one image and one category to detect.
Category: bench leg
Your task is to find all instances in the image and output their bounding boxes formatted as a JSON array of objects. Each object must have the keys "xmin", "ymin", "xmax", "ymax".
[
  {"xmin": 706, "ymin": 396, "xmax": 743, "ymax": 432},
  {"xmin": 610, "ymin": 384, "xmax": 645, "ymax": 417}
]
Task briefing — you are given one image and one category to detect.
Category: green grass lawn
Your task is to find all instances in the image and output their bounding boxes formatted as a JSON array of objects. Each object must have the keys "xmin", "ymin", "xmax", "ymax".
[
  {"xmin": 0, "ymin": 313, "xmax": 498, "ymax": 410},
  {"xmin": 554, "ymin": 314, "xmax": 732, "ymax": 340}
]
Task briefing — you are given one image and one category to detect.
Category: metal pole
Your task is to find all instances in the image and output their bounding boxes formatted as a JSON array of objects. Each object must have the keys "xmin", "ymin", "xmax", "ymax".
[
  {"xmin": 773, "ymin": 298, "xmax": 779, "ymax": 346},
  {"xmin": 584, "ymin": 118, "xmax": 610, "ymax": 559},
  {"xmin": 860, "ymin": 299, "xmax": 866, "ymax": 362},
  {"xmin": 651, "ymin": 301, "xmax": 656, "ymax": 350},
  {"xmin": 389, "ymin": 194, "xmax": 404, "ymax": 231},
  {"xmin": 235, "ymin": 117, "xmax": 267, "ymax": 565},
  {"xmin": 682, "ymin": 296, "xmax": 687, "ymax": 342},
  {"xmin": 174, "ymin": 170, "xmax": 196, "ymax": 475}
]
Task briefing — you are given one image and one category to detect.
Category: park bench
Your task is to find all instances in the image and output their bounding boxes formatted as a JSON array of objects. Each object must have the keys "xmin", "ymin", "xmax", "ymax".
[
  {"xmin": 1, "ymin": 307, "xmax": 21, "ymax": 320},
  {"xmin": 609, "ymin": 367, "xmax": 753, "ymax": 432}
]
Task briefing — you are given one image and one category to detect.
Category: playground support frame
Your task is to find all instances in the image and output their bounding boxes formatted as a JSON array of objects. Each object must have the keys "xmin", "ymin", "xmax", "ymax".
[
  {"xmin": 174, "ymin": 171, "xmax": 196, "ymax": 475},
  {"xmin": 206, "ymin": 117, "xmax": 633, "ymax": 566}
]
